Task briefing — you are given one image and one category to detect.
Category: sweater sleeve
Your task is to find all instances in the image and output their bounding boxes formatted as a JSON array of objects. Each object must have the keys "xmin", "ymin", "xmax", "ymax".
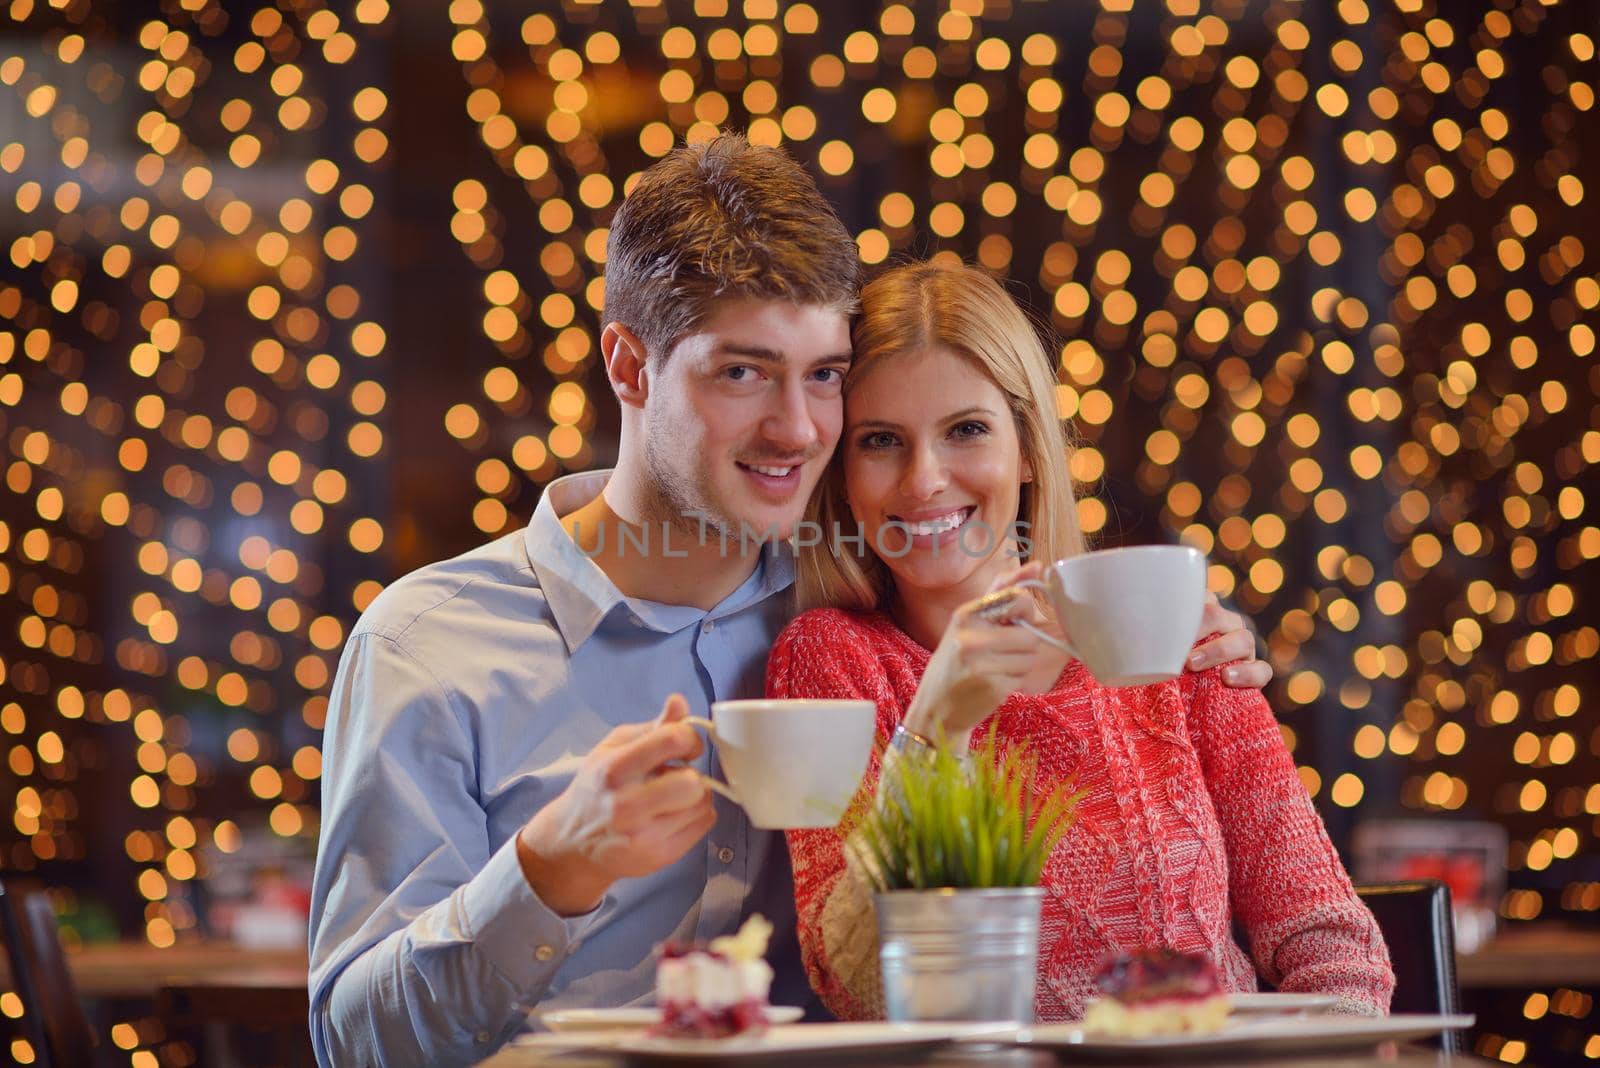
[
  {"xmin": 766, "ymin": 612, "xmax": 899, "ymax": 1021},
  {"xmin": 1185, "ymin": 672, "xmax": 1395, "ymax": 1015}
]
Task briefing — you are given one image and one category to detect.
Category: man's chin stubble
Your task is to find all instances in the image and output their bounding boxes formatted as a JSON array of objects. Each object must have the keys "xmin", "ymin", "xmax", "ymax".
[{"xmin": 641, "ymin": 446, "xmax": 730, "ymax": 539}]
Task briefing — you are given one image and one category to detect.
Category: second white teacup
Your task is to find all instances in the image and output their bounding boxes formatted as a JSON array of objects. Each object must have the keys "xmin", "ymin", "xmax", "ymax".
[
  {"xmin": 1009, "ymin": 544, "xmax": 1208, "ymax": 687},
  {"xmin": 687, "ymin": 698, "xmax": 876, "ymax": 829}
]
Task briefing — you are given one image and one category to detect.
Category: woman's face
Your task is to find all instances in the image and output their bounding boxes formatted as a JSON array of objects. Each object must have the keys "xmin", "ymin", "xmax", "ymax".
[{"xmin": 842, "ymin": 346, "xmax": 1031, "ymax": 601}]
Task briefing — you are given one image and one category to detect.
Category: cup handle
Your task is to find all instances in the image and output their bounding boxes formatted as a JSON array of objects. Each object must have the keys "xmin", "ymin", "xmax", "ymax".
[
  {"xmin": 1010, "ymin": 579, "xmax": 1078, "ymax": 658},
  {"xmin": 683, "ymin": 716, "xmax": 742, "ymax": 806}
]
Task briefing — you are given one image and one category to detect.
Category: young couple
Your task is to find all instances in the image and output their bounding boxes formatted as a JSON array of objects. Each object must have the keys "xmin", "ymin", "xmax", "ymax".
[{"xmin": 309, "ymin": 134, "xmax": 1389, "ymax": 1067}]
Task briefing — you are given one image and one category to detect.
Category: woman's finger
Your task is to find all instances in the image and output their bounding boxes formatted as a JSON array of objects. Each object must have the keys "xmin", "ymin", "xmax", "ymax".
[
  {"xmin": 1220, "ymin": 660, "xmax": 1272, "ymax": 689},
  {"xmin": 961, "ymin": 589, "xmax": 1020, "ymax": 620},
  {"xmin": 1194, "ymin": 596, "xmax": 1244, "ymax": 640},
  {"xmin": 960, "ymin": 624, "xmax": 1047, "ymax": 655},
  {"xmin": 980, "ymin": 630, "xmax": 1050, "ymax": 660},
  {"xmin": 984, "ymin": 560, "xmax": 1044, "ymax": 595},
  {"xmin": 1187, "ymin": 629, "xmax": 1257, "ymax": 671}
]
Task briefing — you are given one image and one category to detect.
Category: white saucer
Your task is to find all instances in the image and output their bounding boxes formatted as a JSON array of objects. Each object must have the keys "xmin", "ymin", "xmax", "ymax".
[
  {"xmin": 539, "ymin": 1005, "xmax": 804, "ymax": 1033},
  {"xmin": 516, "ymin": 1021, "xmax": 1017, "ymax": 1060},
  {"xmin": 1228, "ymin": 992, "xmax": 1341, "ymax": 1014},
  {"xmin": 1005, "ymin": 1013, "xmax": 1476, "ymax": 1060}
]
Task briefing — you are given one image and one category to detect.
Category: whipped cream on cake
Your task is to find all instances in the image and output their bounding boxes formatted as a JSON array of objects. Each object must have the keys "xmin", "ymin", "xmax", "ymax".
[
  {"xmin": 1080, "ymin": 948, "xmax": 1231, "ymax": 1037},
  {"xmin": 653, "ymin": 915, "xmax": 776, "ymax": 1038}
]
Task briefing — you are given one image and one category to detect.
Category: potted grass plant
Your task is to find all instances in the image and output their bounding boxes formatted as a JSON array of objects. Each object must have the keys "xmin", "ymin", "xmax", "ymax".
[{"xmin": 854, "ymin": 727, "xmax": 1080, "ymax": 1024}]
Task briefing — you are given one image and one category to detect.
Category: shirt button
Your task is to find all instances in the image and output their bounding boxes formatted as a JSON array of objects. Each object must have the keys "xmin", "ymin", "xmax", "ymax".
[
  {"xmin": 476, "ymin": 1031, "xmax": 490, "ymax": 1044},
  {"xmin": 535, "ymin": 944, "xmax": 556, "ymax": 962},
  {"xmin": 702, "ymin": 619, "xmax": 715, "ymax": 632},
  {"xmin": 717, "ymin": 846, "xmax": 735, "ymax": 863}
]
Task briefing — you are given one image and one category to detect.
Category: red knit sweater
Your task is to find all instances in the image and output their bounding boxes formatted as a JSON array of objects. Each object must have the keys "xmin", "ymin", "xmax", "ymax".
[{"xmin": 769, "ymin": 607, "xmax": 1394, "ymax": 1022}]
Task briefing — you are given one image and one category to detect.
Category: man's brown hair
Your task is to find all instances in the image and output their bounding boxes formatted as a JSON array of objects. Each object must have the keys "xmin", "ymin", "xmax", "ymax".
[{"xmin": 604, "ymin": 131, "xmax": 860, "ymax": 360}]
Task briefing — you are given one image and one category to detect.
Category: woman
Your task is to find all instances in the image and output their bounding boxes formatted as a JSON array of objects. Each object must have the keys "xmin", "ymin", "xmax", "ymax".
[{"xmin": 767, "ymin": 261, "xmax": 1393, "ymax": 1021}]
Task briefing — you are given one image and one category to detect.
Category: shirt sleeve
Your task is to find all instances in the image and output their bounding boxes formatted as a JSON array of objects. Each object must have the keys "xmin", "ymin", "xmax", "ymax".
[
  {"xmin": 308, "ymin": 632, "xmax": 612, "ymax": 1067},
  {"xmin": 1184, "ymin": 671, "xmax": 1395, "ymax": 1015},
  {"xmin": 766, "ymin": 614, "xmax": 898, "ymax": 1020}
]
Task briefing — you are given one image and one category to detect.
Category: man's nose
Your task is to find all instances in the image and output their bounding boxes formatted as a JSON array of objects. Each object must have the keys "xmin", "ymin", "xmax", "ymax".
[{"xmin": 761, "ymin": 380, "xmax": 820, "ymax": 453}]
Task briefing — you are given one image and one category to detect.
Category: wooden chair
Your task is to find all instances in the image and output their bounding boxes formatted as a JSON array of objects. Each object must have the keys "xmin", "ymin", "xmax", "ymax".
[{"xmin": 0, "ymin": 878, "xmax": 101, "ymax": 1068}]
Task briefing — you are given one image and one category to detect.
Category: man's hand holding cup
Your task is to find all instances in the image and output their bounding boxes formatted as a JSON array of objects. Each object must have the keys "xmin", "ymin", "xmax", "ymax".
[{"xmin": 515, "ymin": 694, "xmax": 715, "ymax": 916}]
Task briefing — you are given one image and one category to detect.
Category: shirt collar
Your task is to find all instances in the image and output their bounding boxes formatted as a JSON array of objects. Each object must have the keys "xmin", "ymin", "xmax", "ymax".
[{"xmin": 523, "ymin": 470, "xmax": 796, "ymax": 654}]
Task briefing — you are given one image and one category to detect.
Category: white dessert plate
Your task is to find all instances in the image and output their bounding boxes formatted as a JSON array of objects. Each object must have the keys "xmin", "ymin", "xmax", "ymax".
[
  {"xmin": 513, "ymin": 1020, "xmax": 1018, "ymax": 1060},
  {"xmin": 538, "ymin": 1006, "xmax": 803, "ymax": 1032},
  {"xmin": 1000, "ymin": 1013, "xmax": 1476, "ymax": 1061},
  {"xmin": 1227, "ymin": 992, "xmax": 1341, "ymax": 1014}
]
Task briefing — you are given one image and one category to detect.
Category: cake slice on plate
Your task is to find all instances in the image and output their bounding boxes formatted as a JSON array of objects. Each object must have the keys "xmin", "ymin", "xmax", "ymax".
[
  {"xmin": 1080, "ymin": 947, "xmax": 1231, "ymax": 1037},
  {"xmin": 653, "ymin": 914, "xmax": 776, "ymax": 1038}
]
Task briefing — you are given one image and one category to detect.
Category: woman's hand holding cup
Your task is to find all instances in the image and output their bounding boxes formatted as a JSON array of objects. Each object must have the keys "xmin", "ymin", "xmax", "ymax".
[{"xmin": 903, "ymin": 562, "xmax": 1068, "ymax": 745}]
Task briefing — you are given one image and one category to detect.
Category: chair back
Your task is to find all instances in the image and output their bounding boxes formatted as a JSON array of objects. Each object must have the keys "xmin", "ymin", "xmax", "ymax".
[
  {"xmin": 0, "ymin": 879, "xmax": 99, "ymax": 1068},
  {"xmin": 1356, "ymin": 879, "xmax": 1462, "ymax": 1052}
]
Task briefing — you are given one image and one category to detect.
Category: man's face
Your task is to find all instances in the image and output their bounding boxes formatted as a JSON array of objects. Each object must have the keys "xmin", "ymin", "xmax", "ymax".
[{"xmin": 641, "ymin": 299, "xmax": 852, "ymax": 541}]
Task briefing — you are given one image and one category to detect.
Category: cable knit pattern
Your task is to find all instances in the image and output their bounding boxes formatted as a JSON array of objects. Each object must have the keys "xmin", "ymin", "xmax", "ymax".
[{"xmin": 769, "ymin": 607, "xmax": 1394, "ymax": 1022}]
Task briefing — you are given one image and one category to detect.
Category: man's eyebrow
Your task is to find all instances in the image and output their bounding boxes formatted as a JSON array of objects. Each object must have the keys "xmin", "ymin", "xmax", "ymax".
[
  {"xmin": 809, "ymin": 350, "xmax": 854, "ymax": 367},
  {"xmin": 712, "ymin": 344, "xmax": 783, "ymax": 362},
  {"xmin": 713, "ymin": 345, "xmax": 854, "ymax": 367}
]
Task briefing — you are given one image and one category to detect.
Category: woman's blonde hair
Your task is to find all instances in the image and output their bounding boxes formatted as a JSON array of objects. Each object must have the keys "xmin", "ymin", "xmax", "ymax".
[{"xmin": 798, "ymin": 261, "xmax": 1086, "ymax": 611}]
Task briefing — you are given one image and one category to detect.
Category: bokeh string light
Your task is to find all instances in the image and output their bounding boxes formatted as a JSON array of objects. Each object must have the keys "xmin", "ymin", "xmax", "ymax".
[
  {"xmin": 3, "ymin": 1, "xmax": 392, "ymax": 1062},
  {"xmin": 1, "ymin": 0, "xmax": 1596, "ymax": 1063}
]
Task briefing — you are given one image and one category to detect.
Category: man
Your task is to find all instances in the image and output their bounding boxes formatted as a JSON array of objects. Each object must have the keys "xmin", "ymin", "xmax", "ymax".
[{"xmin": 308, "ymin": 133, "xmax": 1269, "ymax": 1066}]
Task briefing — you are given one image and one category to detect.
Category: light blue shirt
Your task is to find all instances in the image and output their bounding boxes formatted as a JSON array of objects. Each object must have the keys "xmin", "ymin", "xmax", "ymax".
[{"xmin": 308, "ymin": 471, "xmax": 814, "ymax": 1066}]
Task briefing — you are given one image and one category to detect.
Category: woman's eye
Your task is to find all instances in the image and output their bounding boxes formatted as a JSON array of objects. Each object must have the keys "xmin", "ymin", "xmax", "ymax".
[
  {"xmin": 952, "ymin": 421, "xmax": 990, "ymax": 439},
  {"xmin": 859, "ymin": 431, "xmax": 898, "ymax": 449}
]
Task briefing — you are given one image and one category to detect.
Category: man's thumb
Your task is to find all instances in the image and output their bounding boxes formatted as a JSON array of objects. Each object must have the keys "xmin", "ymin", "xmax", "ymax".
[{"xmin": 656, "ymin": 693, "xmax": 690, "ymax": 725}]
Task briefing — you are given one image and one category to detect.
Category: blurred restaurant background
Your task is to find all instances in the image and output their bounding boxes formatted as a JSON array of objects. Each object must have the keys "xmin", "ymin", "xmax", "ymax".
[{"xmin": 1, "ymin": 0, "xmax": 1596, "ymax": 1064}]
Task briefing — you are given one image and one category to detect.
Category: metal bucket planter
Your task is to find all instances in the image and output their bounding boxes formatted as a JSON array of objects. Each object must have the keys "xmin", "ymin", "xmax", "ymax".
[{"xmin": 875, "ymin": 886, "xmax": 1044, "ymax": 1023}]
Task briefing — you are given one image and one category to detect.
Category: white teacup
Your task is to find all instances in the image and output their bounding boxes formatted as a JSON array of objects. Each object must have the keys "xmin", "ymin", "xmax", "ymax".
[
  {"xmin": 687, "ymin": 699, "xmax": 876, "ymax": 829},
  {"xmin": 1008, "ymin": 545, "xmax": 1208, "ymax": 687}
]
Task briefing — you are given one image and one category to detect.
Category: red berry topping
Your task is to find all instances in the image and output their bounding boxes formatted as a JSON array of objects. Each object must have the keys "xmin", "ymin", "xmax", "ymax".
[{"xmin": 1094, "ymin": 948, "xmax": 1222, "ymax": 1004}]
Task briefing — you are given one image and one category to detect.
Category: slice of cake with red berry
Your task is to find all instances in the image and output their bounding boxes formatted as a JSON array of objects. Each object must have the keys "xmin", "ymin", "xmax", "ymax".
[
  {"xmin": 1080, "ymin": 947, "xmax": 1231, "ymax": 1037},
  {"xmin": 652, "ymin": 915, "xmax": 776, "ymax": 1038}
]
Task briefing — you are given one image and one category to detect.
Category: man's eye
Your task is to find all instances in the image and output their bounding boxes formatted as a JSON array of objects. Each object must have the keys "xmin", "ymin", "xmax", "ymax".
[
  {"xmin": 812, "ymin": 368, "xmax": 845, "ymax": 385},
  {"xmin": 724, "ymin": 366, "xmax": 755, "ymax": 382}
]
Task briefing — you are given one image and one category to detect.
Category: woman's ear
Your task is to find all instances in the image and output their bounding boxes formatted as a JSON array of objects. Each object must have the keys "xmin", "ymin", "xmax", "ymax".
[
  {"xmin": 1021, "ymin": 456, "xmax": 1035, "ymax": 484},
  {"xmin": 601, "ymin": 322, "xmax": 650, "ymax": 409}
]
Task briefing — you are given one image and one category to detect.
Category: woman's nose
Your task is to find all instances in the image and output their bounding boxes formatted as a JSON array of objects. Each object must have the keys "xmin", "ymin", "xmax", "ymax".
[{"xmin": 901, "ymin": 444, "xmax": 947, "ymax": 499}]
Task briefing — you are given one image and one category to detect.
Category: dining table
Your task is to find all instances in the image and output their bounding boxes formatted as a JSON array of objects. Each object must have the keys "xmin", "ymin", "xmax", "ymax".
[
  {"xmin": 476, "ymin": 1042, "xmax": 1493, "ymax": 1067},
  {"xmin": 64, "ymin": 940, "xmax": 309, "ymax": 999},
  {"xmin": 60, "ymin": 941, "xmax": 314, "ymax": 1066},
  {"xmin": 53, "ymin": 930, "xmax": 1588, "ymax": 1067},
  {"xmin": 1454, "ymin": 923, "xmax": 1600, "ymax": 988}
]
